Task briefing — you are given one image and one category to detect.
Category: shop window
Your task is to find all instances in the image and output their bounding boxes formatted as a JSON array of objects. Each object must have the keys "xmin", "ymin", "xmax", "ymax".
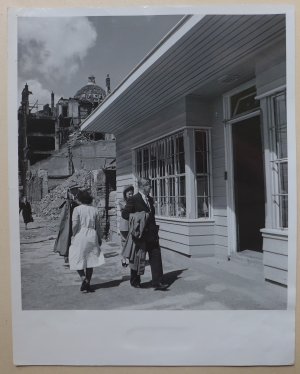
[
  {"xmin": 135, "ymin": 132, "xmax": 186, "ymax": 217},
  {"xmin": 270, "ymin": 92, "xmax": 288, "ymax": 228},
  {"xmin": 195, "ymin": 131, "xmax": 211, "ymax": 217},
  {"xmin": 135, "ymin": 129, "xmax": 211, "ymax": 219}
]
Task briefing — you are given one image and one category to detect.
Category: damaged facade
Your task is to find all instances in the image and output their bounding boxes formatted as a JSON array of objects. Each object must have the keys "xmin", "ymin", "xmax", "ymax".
[
  {"xmin": 19, "ymin": 75, "xmax": 111, "ymax": 174},
  {"xmin": 80, "ymin": 15, "xmax": 289, "ymax": 286},
  {"xmin": 18, "ymin": 75, "xmax": 117, "ymax": 237}
]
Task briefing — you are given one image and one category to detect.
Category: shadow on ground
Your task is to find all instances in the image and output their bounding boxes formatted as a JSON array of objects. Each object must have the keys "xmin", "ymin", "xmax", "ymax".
[
  {"xmin": 92, "ymin": 275, "xmax": 131, "ymax": 290},
  {"xmin": 141, "ymin": 268, "xmax": 187, "ymax": 289}
]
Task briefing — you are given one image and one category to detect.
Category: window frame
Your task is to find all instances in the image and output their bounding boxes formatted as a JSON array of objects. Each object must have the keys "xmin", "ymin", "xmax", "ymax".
[
  {"xmin": 268, "ymin": 91, "xmax": 288, "ymax": 229},
  {"xmin": 194, "ymin": 129, "xmax": 212, "ymax": 218},
  {"xmin": 256, "ymin": 86, "xmax": 288, "ymax": 231},
  {"xmin": 133, "ymin": 126, "xmax": 213, "ymax": 220}
]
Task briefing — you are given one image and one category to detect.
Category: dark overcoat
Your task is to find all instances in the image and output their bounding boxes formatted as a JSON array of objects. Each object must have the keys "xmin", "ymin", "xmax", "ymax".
[
  {"xmin": 53, "ymin": 199, "xmax": 78, "ymax": 257},
  {"xmin": 19, "ymin": 201, "xmax": 33, "ymax": 224},
  {"xmin": 122, "ymin": 192, "xmax": 163, "ymax": 283},
  {"xmin": 122, "ymin": 193, "xmax": 159, "ymax": 243}
]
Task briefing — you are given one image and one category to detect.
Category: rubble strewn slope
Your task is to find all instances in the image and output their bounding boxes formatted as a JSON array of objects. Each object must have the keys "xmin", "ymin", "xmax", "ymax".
[{"xmin": 37, "ymin": 169, "xmax": 92, "ymax": 219}]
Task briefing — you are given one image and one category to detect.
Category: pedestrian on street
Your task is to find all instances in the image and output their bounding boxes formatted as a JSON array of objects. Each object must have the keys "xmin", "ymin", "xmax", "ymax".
[
  {"xmin": 122, "ymin": 177, "xmax": 169, "ymax": 291},
  {"xmin": 53, "ymin": 186, "xmax": 79, "ymax": 267},
  {"xmin": 68, "ymin": 190, "xmax": 105, "ymax": 293},
  {"xmin": 119, "ymin": 185, "xmax": 134, "ymax": 267},
  {"xmin": 19, "ymin": 196, "xmax": 33, "ymax": 230}
]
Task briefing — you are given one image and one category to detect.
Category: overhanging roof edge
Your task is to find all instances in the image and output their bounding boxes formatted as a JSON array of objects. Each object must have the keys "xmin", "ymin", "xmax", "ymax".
[{"xmin": 80, "ymin": 14, "xmax": 206, "ymax": 133}]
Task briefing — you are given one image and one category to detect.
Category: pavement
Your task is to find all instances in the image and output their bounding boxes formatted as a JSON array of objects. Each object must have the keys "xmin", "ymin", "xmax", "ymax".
[{"xmin": 20, "ymin": 215, "xmax": 287, "ymax": 310}]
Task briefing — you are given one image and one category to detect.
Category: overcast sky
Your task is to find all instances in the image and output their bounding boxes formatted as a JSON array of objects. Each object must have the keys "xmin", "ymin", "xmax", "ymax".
[{"xmin": 18, "ymin": 15, "xmax": 183, "ymax": 108}]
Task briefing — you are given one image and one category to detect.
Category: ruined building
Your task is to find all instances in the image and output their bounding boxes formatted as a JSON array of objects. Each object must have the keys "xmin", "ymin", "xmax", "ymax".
[{"xmin": 18, "ymin": 75, "xmax": 115, "ymax": 200}]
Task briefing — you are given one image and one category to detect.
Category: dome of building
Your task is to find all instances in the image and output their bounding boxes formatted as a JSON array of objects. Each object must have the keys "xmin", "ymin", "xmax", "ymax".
[{"xmin": 74, "ymin": 75, "xmax": 106, "ymax": 103}]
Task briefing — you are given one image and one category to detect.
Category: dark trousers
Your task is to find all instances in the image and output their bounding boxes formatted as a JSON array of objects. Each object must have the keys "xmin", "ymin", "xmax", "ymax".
[{"xmin": 130, "ymin": 242, "xmax": 163, "ymax": 286}]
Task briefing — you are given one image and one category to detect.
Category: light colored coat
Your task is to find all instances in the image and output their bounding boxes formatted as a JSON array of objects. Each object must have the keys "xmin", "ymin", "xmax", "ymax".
[{"xmin": 68, "ymin": 205, "xmax": 105, "ymax": 270}]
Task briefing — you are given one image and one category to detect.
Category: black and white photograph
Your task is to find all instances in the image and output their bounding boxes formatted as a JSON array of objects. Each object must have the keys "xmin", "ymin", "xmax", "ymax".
[{"xmin": 8, "ymin": 5, "xmax": 296, "ymax": 366}]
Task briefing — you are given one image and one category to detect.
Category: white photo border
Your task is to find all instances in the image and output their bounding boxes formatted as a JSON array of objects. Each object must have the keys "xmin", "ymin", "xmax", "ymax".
[{"xmin": 8, "ymin": 5, "xmax": 296, "ymax": 366}]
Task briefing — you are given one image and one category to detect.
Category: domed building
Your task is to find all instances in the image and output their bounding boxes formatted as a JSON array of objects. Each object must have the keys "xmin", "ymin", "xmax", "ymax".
[
  {"xmin": 74, "ymin": 75, "xmax": 107, "ymax": 104},
  {"xmin": 56, "ymin": 75, "xmax": 111, "ymax": 144}
]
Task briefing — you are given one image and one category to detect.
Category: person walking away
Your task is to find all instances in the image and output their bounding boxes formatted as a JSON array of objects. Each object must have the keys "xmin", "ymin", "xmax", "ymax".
[
  {"xmin": 119, "ymin": 185, "xmax": 134, "ymax": 267},
  {"xmin": 19, "ymin": 196, "xmax": 33, "ymax": 230},
  {"xmin": 53, "ymin": 186, "xmax": 79, "ymax": 267},
  {"xmin": 122, "ymin": 177, "xmax": 169, "ymax": 291},
  {"xmin": 68, "ymin": 190, "xmax": 105, "ymax": 293}
]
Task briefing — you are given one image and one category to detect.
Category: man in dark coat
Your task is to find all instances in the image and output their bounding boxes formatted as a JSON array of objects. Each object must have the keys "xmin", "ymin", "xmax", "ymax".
[
  {"xmin": 53, "ymin": 186, "xmax": 79, "ymax": 266},
  {"xmin": 122, "ymin": 177, "xmax": 169, "ymax": 290}
]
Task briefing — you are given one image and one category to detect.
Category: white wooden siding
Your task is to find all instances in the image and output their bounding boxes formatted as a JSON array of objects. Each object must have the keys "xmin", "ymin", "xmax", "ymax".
[
  {"xmin": 159, "ymin": 230, "xmax": 214, "ymax": 246},
  {"xmin": 264, "ymin": 267, "xmax": 287, "ymax": 286},
  {"xmin": 262, "ymin": 235, "xmax": 288, "ymax": 256},
  {"xmin": 255, "ymin": 39, "xmax": 286, "ymax": 97},
  {"xmin": 263, "ymin": 252, "xmax": 288, "ymax": 271},
  {"xmin": 157, "ymin": 220, "xmax": 214, "ymax": 236},
  {"xmin": 215, "ymin": 244, "xmax": 229, "ymax": 258},
  {"xmin": 159, "ymin": 239, "xmax": 214, "ymax": 257},
  {"xmin": 262, "ymin": 231, "xmax": 288, "ymax": 285}
]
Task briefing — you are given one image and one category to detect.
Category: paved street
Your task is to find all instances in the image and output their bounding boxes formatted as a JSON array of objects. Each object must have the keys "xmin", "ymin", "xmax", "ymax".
[{"xmin": 20, "ymin": 215, "xmax": 287, "ymax": 310}]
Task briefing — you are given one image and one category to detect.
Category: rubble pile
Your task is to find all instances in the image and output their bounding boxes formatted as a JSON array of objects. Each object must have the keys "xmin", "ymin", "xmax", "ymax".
[{"xmin": 37, "ymin": 170, "xmax": 92, "ymax": 220}]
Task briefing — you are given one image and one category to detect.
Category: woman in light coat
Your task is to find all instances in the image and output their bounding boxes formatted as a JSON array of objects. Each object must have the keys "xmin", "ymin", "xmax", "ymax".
[{"xmin": 68, "ymin": 190, "xmax": 105, "ymax": 293}]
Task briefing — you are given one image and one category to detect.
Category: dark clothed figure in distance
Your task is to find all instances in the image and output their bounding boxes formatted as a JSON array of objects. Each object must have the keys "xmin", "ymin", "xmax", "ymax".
[
  {"xmin": 19, "ymin": 196, "xmax": 33, "ymax": 230},
  {"xmin": 122, "ymin": 177, "xmax": 169, "ymax": 291}
]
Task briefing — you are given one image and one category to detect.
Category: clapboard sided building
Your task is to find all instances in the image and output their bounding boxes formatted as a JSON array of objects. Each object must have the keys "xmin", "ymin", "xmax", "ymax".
[{"xmin": 81, "ymin": 14, "xmax": 289, "ymax": 286}]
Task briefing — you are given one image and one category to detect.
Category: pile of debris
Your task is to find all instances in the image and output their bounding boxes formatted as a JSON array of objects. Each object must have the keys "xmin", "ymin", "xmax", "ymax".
[{"xmin": 36, "ymin": 170, "xmax": 92, "ymax": 220}]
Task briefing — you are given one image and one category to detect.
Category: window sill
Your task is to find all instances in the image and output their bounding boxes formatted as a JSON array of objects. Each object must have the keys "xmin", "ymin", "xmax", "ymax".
[
  {"xmin": 260, "ymin": 228, "xmax": 288, "ymax": 239},
  {"xmin": 155, "ymin": 215, "xmax": 215, "ymax": 224}
]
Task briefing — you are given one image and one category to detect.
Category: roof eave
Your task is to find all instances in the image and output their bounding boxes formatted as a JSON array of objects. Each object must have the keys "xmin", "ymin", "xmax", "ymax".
[{"xmin": 80, "ymin": 14, "xmax": 205, "ymax": 134}]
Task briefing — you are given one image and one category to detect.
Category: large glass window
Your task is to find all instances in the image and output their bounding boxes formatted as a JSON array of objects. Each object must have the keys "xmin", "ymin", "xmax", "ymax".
[
  {"xmin": 135, "ymin": 132, "xmax": 186, "ymax": 217},
  {"xmin": 270, "ymin": 92, "xmax": 288, "ymax": 228},
  {"xmin": 195, "ymin": 131, "xmax": 211, "ymax": 217},
  {"xmin": 135, "ymin": 129, "xmax": 211, "ymax": 219}
]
